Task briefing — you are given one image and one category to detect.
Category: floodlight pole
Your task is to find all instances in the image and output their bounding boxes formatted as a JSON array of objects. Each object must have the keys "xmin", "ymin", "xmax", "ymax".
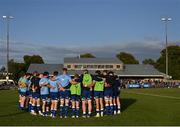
[
  {"xmin": 2, "ymin": 15, "xmax": 14, "ymax": 82},
  {"xmin": 161, "ymin": 17, "xmax": 171, "ymax": 78}
]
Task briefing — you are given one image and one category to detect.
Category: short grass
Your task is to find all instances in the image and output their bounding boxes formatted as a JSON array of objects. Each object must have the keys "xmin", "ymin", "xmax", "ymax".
[{"xmin": 0, "ymin": 88, "xmax": 180, "ymax": 126}]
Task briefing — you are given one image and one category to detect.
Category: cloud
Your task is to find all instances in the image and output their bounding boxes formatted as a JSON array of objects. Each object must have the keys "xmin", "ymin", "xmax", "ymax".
[{"xmin": 0, "ymin": 38, "xmax": 179, "ymax": 66}]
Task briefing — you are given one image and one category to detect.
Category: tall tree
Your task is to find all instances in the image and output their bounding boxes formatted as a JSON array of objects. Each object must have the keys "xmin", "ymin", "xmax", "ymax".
[
  {"xmin": 155, "ymin": 45, "xmax": 180, "ymax": 79},
  {"xmin": 24, "ymin": 55, "xmax": 44, "ymax": 64},
  {"xmin": 143, "ymin": 58, "xmax": 156, "ymax": 66},
  {"xmin": 80, "ymin": 53, "xmax": 96, "ymax": 58},
  {"xmin": 116, "ymin": 52, "xmax": 139, "ymax": 64},
  {"xmin": 23, "ymin": 55, "xmax": 44, "ymax": 70},
  {"xmin": 8, "ymin": 59, "xmax": 26, "ymax": 81}
]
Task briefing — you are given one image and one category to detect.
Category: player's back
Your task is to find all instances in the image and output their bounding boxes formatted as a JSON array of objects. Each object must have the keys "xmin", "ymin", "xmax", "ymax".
[{"xmin": 39, "ymin": 78, "xmax": 49, "ymax": 95}]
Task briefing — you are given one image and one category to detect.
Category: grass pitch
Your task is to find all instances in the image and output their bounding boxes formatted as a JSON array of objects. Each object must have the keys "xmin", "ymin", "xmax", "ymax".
[{"xmin": 0, "ymin": 88, "xmax": 180, "ymax": 126}]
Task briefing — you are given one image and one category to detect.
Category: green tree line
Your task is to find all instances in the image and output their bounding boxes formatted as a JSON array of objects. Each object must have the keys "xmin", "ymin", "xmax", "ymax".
[{"xmin": 1, "ymin": 45, "xmax": 179, "ymax": 81}]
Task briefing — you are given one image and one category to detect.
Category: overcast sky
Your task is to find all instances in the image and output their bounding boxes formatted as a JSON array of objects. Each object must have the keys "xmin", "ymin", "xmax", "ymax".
[{"xmin": 0, "ymin": 0, "xmax": 180, "ymax": 67}]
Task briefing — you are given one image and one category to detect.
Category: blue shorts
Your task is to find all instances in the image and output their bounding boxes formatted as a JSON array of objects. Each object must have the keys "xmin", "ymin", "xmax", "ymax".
[
  {"xmin": 50, "ymin": 92, "xmax": 59, "ymax": 100},
  {"xmin": 26, "ymin": 91, "xmax": 32, "ymax": 97},
  {"xmin": 94, "ymin": 91, "xmax": 104, "ymax": 99},
  {"xmin": 71, "ymin": 95, "xmax": 80, "ymax": 101},
  {"xmin": 41, "ymin": 94, "xmax": 49, "ymax": 101},
  {"xmin": 59, "ymin": 90, "xmax": 70, "ymax": 99},
  {"xmin": 32, "ymin": 92, "xmax": 40, "ymax": 99},
  {"xmin": 82, "ymin": 89, "xmax": 92, "ymax": 101},
  {"xmin": 19, "ymin": 91, "xmax": 26, "ymax": 97},
  {"xmin": 113, "ymin": 90, "xmax": 120, "ymax": 97},
  {"xmin": 104, "ymin": 88, "xmax": 113, "ymax": 98}
]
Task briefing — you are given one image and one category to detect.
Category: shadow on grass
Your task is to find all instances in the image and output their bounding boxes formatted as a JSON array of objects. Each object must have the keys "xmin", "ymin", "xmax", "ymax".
[
  {"xmin": 121, "ymin": 98, "xmax": 137, "ymax": 112},
  {"xmin": 0, "ymin": 111, "xmax": 27, "ymax": 118}
]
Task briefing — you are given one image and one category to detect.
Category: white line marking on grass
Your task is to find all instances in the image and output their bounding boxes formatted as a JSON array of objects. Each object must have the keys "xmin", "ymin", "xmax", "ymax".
[{"xmin": 124, "ymin": 91, "xmax": 180, "ymax": 100}]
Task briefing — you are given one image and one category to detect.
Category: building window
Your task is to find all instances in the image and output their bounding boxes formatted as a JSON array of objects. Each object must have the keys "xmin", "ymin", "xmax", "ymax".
[
  {"xmin": 74, "ymin": 65, "xmax": 82, "ymax": 69},
  {"xmin": 67, "ymin": 65, "xmax": 71, "ymax": 68},
  {"xmin": 116, "ymin": 65, "xmax": 121, "ymax": 69},
  {"xmin": 83, "ymin": 65, "xmax": 87, "ymax": 69},
  {"xmin": 105, "ymin": 65, "xmax": 113, "ymax": 68},
  {"xmin": 93, "ymin": 65, "xmax": 98, "ymax": 68},
  {"xmin": 86, "ymin": 65, "xmax": 95, "ymax": 69},
  {"xmin": 98, "ymin": 65, "xmax": 104, "ymax": 69}
]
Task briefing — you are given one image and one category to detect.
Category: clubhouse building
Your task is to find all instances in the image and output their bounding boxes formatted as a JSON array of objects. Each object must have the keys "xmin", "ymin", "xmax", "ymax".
[{"xmin": 27, "ymin": 57, "xmax": 167, "ymax": 80}]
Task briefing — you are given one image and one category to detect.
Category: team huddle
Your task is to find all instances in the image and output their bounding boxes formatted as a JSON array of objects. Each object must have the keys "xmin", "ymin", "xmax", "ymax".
[{"xmin": 18, "ymin": 68, "xmax": 121, "ymax": 118}]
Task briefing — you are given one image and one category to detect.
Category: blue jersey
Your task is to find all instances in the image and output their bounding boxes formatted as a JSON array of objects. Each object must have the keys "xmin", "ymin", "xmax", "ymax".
[
  {"xmin": 39, "ymin": 78, "xmax": 49, "ymax": 95},
  {"xmin": 57, "ymin": 74, "xmax": 71, "ymax": 88},
  {"xmin": 19, "ymin": 77, "xmax": 28, "ymax": 92},
  {"xmin": 49, "ymin": 79, "xmax": 58, "ymax": 93}
]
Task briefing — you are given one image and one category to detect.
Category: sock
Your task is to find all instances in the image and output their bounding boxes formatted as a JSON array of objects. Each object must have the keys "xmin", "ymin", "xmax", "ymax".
[
  {"xmin": 54, "ymin": 110, "xmax": 57, "ymax": 116},
  {"xmin": 105, "ymin": 106, "xmax": 109, "ymax": 115},
  {"xmin": 20, "ymin": 102, "xmax": 24, "ymax": 109},
  {"xmin": 117, "ymin": 105, "xmax": 121, "ymax": 110},
  {"xmin": 72, "ymin": 108, "xmax": 75, "ymax": 116},
  {"xmin": 88, "ymin": 112, "xmax": 91, "ymax": 115},
  {"xmin": 83, "ymin": 112, "xmax": 86, "ymax": 116},
  {"xmin": 51, "ymin": 110, "xmax": 54, "ymax": 115},
  {"xmin": 46, "ymin": 109, "xmax": 49, "ymax": 115},
  {"xmin": 37, "ymin": 105, "xmax": 41, "ymax": 112},
  {"xmin": 31, "ymin": 104, "xmax": 35, "ymax": 112},
  {"xmin": 100, "ymin": 108, "xmax": 104, "ymax": 113},
  {"xmin": 96, "ymin": 109, "xmax": 100, "ymax": 114},
  {"xmin": 76, "ymin": 108, "xmax": 80, "ymax": 116},
  {"xmin": 64, "ymin": 106, "xmax": 69, "ymax": 117},
  {"xmin": 28, "ymin": 103, "xmax": 32, "ymax": 112},
  {"xmin": 110, "ymin": 105, "xmax": 114, "ymax": 115},
  {"xmin": 113, "ymin": 104, "xmax": 117, "ymax": 112},
  {"xmin": 59, "ymin": 106, "xmax": 63, "ymax": 116}
]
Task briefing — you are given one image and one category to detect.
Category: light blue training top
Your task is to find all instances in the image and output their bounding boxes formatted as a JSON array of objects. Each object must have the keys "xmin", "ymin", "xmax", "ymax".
[
  {"xmin": 56, "ymin": 74, "xmax": 71, "ymax": 88},
  {"xmin": 39, "ymin": 77, "xmax": 49, "ymax": 95},
  {"xmin": 49, "ymin": 79, "xmax": 59, "ymax": 93},
  {"xmin": 19, "ymin": 77, "xmax": 29, "ymax": 92}
]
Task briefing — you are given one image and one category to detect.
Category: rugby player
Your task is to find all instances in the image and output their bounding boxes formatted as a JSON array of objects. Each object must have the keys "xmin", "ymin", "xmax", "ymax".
[
  {"xmin": 93, "ymin": 70, "xmax": 104, "ymax": 117},
  {"xmin": 57, "ymin": 68, "xmax": 77, "ymax": 118},
  {"xmin": 70, "ymin": 74, "xmax": 81, "ymax": 118},
  {"xmin": 103, "ymin": 71, "xmax": 114, "ymax": 115},
  {"xmin": 49, "ymin": 71, "xmax": 59, "ymax": 118},
  {"xmin": 81, "ymin": 69, "xmax": 94, "ymax": 118},
  {"xmin": 39, "ymin": 71, "xmax": 50, "ymax": 116},
  {"xmin": 31, "ymin": 72, "xmax": 43, "ymax": 115},
  {"xmin": 18, "ymin": 73, "xmax": 31, "ymax": 110},
  {"xmin": 113, "ymin": 75, "xmax": 121, "ymax": 114}
]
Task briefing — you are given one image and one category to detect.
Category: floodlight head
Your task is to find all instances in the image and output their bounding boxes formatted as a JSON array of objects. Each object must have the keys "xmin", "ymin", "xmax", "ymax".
[
  {"xmin": 161, "ymin": 17, "xmax": 172, "ymax": 21},
  {"xmin": 167, "ymin": 18, "xmax": 172, "ymax": 21},
  {"xmin": 2, "ymin": 15, "xmax": 14, "ymax": 19},
  {"xmin": 2, "ymin": 16, "xmax": 7, "ymax": 18},
  {"xmin": 161, "ymin": 17, "xmax": 166, "ymax": 21}
]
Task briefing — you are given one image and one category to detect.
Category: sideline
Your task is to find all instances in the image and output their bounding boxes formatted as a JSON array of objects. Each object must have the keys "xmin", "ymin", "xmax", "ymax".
[{"xmin": 124, "ymin": 91, "xmax": 180, "ymax": 100}]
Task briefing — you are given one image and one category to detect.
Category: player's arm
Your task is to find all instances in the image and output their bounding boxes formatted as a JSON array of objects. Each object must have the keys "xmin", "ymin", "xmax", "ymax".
[
  {"xmin": 18, "ymin": 78, "xmax": 23, "ymax": 88},
  {"xmin": 70, "ymin": 79, "xmax": 78, "ymax": 85},
  {"xmin": 32, "ymin": 84, "xmax": 36, "ymax": 92},
  {"xmin": 89, "ymin": 74, "xmax": 94, "ymax": 87},
  {"xmin": 47, "ymin": 80, "xmax": 55, "ymax": 89},
  {"xmin": 57, "ymin": 81, "xmax": 65, "ymax": 91}
]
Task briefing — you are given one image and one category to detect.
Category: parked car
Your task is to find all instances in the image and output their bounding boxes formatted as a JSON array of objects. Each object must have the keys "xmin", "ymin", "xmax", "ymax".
[{"xmin": 0, "ymin": 79, "xmax": 17, "ymax": 90}]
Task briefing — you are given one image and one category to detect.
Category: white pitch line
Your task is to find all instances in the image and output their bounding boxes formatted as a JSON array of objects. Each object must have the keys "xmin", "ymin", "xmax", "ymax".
[{"xmin": 124, "ymin": 91, "xmax": 180, "ymax": 100}]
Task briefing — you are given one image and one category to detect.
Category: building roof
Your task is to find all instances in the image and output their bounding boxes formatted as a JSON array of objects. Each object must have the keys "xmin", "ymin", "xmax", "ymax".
[
  {"xmin": 67, "ymin": 64, "xmax": 164, "ymax": 77},
  {"xmin": 117, "ymin": 64, "xmax": 165, "ymax": 77},
  {"xmin": 27, "ymin": 64, "xmax": 63, "ymax": 74},
  {"xmin": 64, "ymin": 57, "xmax": 122, "ymax": 64},
  {"xmin": 27, "ymin": 63, "xmax": 165, "ymax": 78}
]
